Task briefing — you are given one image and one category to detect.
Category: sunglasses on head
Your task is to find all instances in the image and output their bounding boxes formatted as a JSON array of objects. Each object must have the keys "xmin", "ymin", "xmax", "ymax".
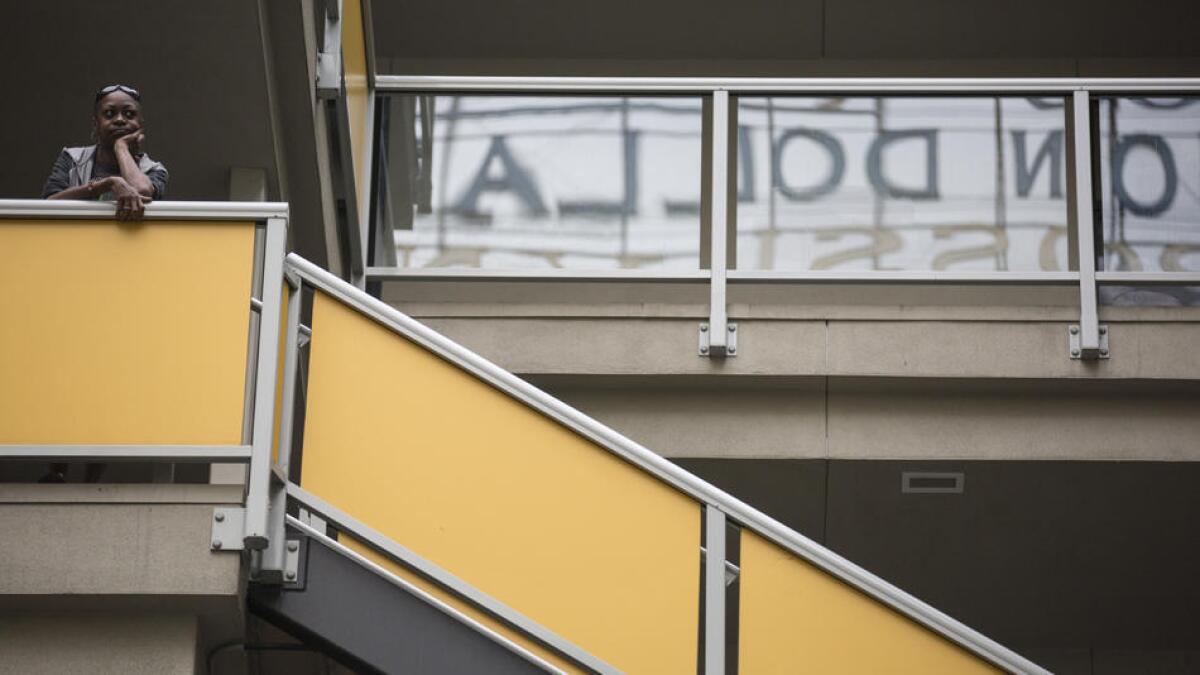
[{"xmin": 94, "ymin": 84, "xmax": 141, "ymax": 102}]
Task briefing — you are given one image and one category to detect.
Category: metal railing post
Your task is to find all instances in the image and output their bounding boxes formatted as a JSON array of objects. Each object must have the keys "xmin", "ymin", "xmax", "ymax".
[
  {"xmin": 259, "ymin": 273, "xmax": 304, "ymax": 580},
  {"xmin": 704, "ymin": 505, "xmax": 727, "ymax": 675},
  {"xmin": 702, "ymin": 90, "xmax": 734, "ymax": 357},
  {"xmin": 1069, "ymin": 90, "xmax": 1107, "ymax": 359},
  {"xmin": 244, "ymin": 216, "xmax": 289, "ymax": 551}
]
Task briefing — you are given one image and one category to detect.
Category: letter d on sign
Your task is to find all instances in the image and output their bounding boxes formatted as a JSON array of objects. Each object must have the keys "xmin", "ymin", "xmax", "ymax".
[{"xmin": 866, "ymin": 129, "xmax": 940, "ymax": 200}]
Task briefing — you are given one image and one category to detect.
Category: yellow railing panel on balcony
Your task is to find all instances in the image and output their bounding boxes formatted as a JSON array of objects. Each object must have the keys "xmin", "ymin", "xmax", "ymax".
[
  {"xmin": 341, "ymin": 534, "xmax": 585, "ymax": 674},
  {"xmin": 739, "ymin": 530, "xmax": 998, "ymax": 674},
  {"xmin": 302, "ymin": 291, "xmax": 700, "ymax": 674},
  {"xmin": 0, "ymin": 219, "xmax": 254, "ymax": 444}
]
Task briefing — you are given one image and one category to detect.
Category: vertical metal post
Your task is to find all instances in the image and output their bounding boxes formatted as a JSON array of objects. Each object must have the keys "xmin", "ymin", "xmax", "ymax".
[
  {"xmin": 764, "ymin": 97, "xmax": 777, "ymax": 270},
  {"xmin": 703, "ymin": 90, "xmax": 731, "ymax": 357},
  {"xmin": 705, "ymin": 505, "xmax": 727, "ymax": 675},
  {"xmin": 619, "ymin": 96, "xmax": 631, "ymax": 263},
  {"xmin": 436, "ymin": 96, "xmax": 460, "ymax": 255},
  {"xmin": 219, "ymin": 227, "xmax": 269, "ymax": 487},
  {"xmin": 260, "ymin": 275, "xmax": 304, "ymax": 580},
  {"xmin": 1071, "ymin": 90, "xmax": 1104, "ymax": 359},
  {"xmin": 993, "ymin": 97, "xmax": 1008, "ymax": 271},
  {"xmin": 355, "ymin": 85, "xmax": 377, "ymax": 290},
  {"xmin": 872, "ymin": 97, "xmax": 886, "ymax": 270},
  {"xmin": 245, "ymin": 216, "xmax": 288, "ymax": 550}
]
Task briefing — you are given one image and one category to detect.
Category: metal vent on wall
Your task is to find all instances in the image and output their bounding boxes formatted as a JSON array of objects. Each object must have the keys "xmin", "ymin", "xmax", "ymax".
[{"xmin": 901, "ymin": 471, "xmax": 965, "ymax": 494}]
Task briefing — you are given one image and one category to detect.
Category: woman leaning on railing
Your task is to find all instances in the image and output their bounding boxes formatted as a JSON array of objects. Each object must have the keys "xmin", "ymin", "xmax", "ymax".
[{"xmin": 42, "ymin": 84, "xmax": 169, "ymax": 222}]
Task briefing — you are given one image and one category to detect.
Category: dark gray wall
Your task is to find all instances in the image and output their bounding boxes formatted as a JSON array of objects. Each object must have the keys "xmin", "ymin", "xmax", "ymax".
[
  {"xmin": 373, "ymin": 0, "xmax": 1200, "ymax": 75},
  {"xmin": 1, "ymin": 1, "xmax": 278, "ymax": 200},
  {"xmin": 670, "ymin": 457, "xmax": 1200, "ymax": 674}
]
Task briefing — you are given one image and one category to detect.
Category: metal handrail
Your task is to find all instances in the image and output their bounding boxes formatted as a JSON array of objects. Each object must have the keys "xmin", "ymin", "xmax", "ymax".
[
  {"xmin": 0, "ymin": 199, "xmax": 289, "ymax": 221},
  {"xmin": 0, "ymin": 445, "xmax": 253, "ymax": 462},
  {"xmin": 377, "ymin": 75, "xmax": 1200, "ymax": 93}
]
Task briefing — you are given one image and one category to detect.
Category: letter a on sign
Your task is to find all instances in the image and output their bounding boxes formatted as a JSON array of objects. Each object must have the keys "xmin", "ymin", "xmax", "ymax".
[{"xmin": 453, "ymin": 136, "xmax": 549, "ymax": 217}]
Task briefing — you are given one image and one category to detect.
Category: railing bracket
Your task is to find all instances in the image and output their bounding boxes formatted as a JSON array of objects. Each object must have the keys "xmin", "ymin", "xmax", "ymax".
[
  {"xmin": 699, "ymin": 322, "xmax": 737, "ymax": 357},
  {"xmin": 699, "ymin": 544, "xmax": 741, "ymax": 586},
  {"xmin": 298, "ymin": 507, "xmax": 328, "ymax": 536},
  {"xmin": 284, "ymin": 538, "xmax": 303, "ymax": 584},
  {"xmin": 315, "ymin": 0, "xmax": 343, "ymax": 99},
  {"xmin": 211, "ymin": 507, "xmax": 247, "ymax": 552},
  {"xmin": 1069, "ymin": 324, "xmax": 1109, "ymax": 360}
]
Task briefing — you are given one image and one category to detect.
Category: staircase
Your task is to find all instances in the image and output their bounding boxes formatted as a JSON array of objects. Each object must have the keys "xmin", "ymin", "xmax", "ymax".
[{"xmin": 0, "ymin": 202, "xmax": 1049, "ymax": 674}]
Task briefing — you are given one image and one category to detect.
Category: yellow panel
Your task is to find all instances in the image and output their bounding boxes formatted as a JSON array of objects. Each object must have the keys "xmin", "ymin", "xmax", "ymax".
[
  {"xmin": 739, "ymin": 530, "xmax": 999, "ymax": 674},
  {"xmin": 341, "ymin": 535, "xmax": 584, "ymax": 674},
  {"xmin": 303, "ymin": 292, "xmax": 699, "ymax": 674},
  {"xmin": 342, "ymin": 0, "xmax": 369, "ymax": 211},
  {"xmin": 0, "ymin": 220, "xmax": 254, "ymax": 445}
]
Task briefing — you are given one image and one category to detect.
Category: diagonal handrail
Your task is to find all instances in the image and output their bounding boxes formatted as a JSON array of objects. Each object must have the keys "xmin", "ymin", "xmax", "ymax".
[{"xmin": 285, "ymin": 251, "xmax": 1051, "ymax": 674}]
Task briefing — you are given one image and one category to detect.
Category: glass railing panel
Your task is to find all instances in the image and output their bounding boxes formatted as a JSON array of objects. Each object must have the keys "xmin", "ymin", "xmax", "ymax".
[
  {"xmin": 0, "ymin": 218, "xmax": 255, "ymax": 445},
  {"xmin": 735, "ymin": 96, "xmax": 1069, "ymax": 273},
  {"xmin": 1096, "ymin": 97, "xmax": 1200, "ymax": 275},
  {"xmin": 298, "ymin": 289, "xmax": 701, "ymax": 673},
  {"xmin": 371, "ymin": 94, "xmax": 703, "ymax": 271},
  {"xmin": 1096, "ymin": 97, "xmax": 1200, "ymax": 306},
  {"xmin": 737, "ymin": 529, "xmax": 999, "ymax": 673}
]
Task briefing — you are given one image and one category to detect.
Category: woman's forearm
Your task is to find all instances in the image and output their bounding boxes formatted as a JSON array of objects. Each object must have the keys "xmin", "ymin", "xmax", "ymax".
[
  {"xmin": 114, "ymin": 143, "xmax": 155, "ymax": 198},
  {"xmin": 47, "ymin": 178, "xmax": 109, "ymax": 200}
]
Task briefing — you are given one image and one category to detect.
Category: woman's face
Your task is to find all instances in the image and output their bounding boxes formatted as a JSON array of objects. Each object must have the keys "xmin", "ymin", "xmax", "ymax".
[{"xmin": 93, "ymin": 91, "xmax": 142, "ymax": 148}]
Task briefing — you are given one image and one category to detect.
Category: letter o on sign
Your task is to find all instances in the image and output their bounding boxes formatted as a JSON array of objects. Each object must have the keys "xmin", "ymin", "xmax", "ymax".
[
  {"xmin": 1113, "ymin": 134, "xmax": 1177, "ymax": 218},
  {"xmin": 772, "ymin": 128, "xmax": 846, "ymax": 201}
]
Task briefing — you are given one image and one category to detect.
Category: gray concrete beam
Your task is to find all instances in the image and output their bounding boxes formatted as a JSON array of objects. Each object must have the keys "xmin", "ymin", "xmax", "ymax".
[
  {"xmin": 422, "ymin": 317, "xmax": 827, "ymax": 376},
  {"xmin": 414, "ymin": 315, "xmax": 1200, "ymax": 381},
  {"xmin": 827, "ymin": 378, "xmax": 1200, "ymax": 461},
  {"xmin": 0, "ymin": 498, "xmax": 241, "ymax": 597},
  {"xmin": 545, "ymin": 377, "xmax": 1200, "ymax": 461},
  {"xmin": 551, "ymin": 382, "xmax": 826, "ymax": 458},
  {"xmin": 826, "ymin": 321, "xmax": 1200, "ymax": 380},
  {"xmin": 0, "ymin": 614, "xmax": 199, "ymax": 675}
]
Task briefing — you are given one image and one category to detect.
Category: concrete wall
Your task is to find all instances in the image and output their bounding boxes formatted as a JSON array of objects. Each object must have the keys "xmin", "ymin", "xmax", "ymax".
[
  {"xmin": 540, "ymin": 378, "xmax": 1200, "ymax": 461},
  {"xmin": 381, "ymin": 278, "xmax": 1200, "ymax": 462},
  {"xmin": 0, "ymin": 485, "xmax": 247, "ymax": 675},
  {"xmin": 0, "ymin": 486, "xmax": 242, "ymax": 597},
  {"xmin": 0, "ymin": 614, "xmax": 199, "ymax": 675}
]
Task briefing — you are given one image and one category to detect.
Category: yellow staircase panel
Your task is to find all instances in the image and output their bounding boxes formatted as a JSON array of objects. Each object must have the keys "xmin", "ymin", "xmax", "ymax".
[
  {"xmin": 301, "ymin": 291, "xmax": 700, "ymax": 674},
  {"xmin": 739, "ymin": 530, "xmax": 999, "ymax": 674}
]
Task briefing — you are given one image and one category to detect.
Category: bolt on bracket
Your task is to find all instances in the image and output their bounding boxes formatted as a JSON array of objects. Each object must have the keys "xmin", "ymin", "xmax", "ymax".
[
  {"xmin": 699, "ymin": 322, "xmax": 738, "ymax": 357},
  {"xmin": 210, "ymin": 507, "xmax": 247, "ymax": 551},
  {"xmin": 1069, "ymin": 324, "xmax": 1110, "ymax": 360}
]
